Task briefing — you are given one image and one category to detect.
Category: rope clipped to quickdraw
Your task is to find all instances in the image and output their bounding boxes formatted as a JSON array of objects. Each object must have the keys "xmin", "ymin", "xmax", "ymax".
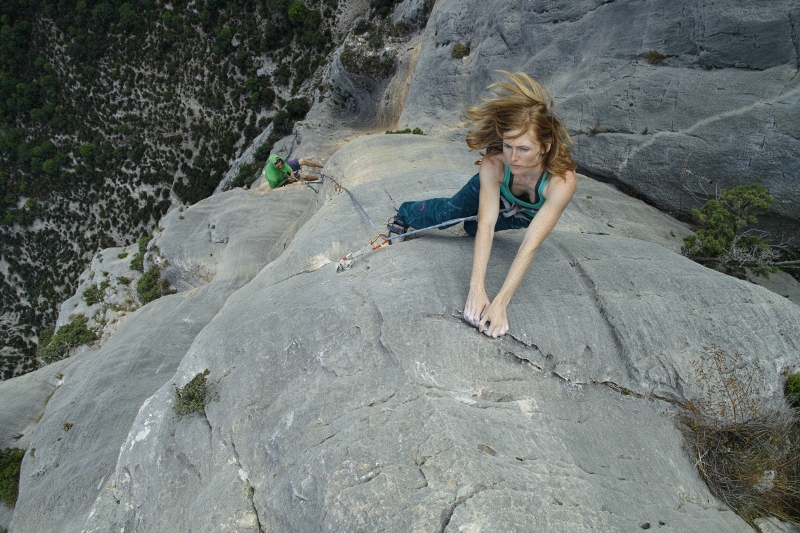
[
  {"xmin": 336, "ymin": 209, "xmax": 513, "ymax": 272},
  {"xmin": 325, "ymin": 174, "xmax": 380, "ymax": 234},
  {"xmin": 337, "ymin": 214, "xmax": 478, "ymax": 272}
]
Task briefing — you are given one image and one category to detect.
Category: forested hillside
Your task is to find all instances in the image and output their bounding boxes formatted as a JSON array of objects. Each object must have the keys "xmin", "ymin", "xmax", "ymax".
[{"xmin": 0, "ymin": 0, "xmax": 341, "ymax": 378}]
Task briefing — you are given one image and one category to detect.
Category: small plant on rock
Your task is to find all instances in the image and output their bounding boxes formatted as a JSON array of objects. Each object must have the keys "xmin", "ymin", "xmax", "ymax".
[
  {"xmin": 682, "ymin": 184, "xmax": 778, "ymax": 277},
  {"xmin": 787, "ymin": 373, "xmax": 800, "ymax": 408},
  {"xmin": 174, "ymin": 369, "xmax": 217, "ymax": 417},
  {"xmin": 451, "ymin": 42, "xmax": 470, "ymax": 59},
  {"xmin": 647, "ymin": 50, "xmax": 667, "ymax": 64}
]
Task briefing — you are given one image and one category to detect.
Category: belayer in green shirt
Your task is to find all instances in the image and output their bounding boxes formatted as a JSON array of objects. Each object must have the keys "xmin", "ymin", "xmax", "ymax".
[{"xmin": 263, "ymin": 154, "xmax": 324, "ymax": 189}]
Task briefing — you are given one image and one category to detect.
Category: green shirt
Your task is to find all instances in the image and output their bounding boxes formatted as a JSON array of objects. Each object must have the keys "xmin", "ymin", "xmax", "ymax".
[{"xmin": 263, "ymin": 154, "xmax": 292, "ymax": 189}]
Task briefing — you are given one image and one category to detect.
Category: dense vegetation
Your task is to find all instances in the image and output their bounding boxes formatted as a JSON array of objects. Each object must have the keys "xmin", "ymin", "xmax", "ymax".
[
  {"xmin": 0, "ymin": 447, "xmax": 24, "ymax": 507},
  {"xmin": 0, "ymin": 0, "xmax": 339, "ymax": 378}
]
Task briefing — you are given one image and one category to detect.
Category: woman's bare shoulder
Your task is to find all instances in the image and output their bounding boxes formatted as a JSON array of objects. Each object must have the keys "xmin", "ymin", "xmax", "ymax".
[
  {"xmin": 546, "ymin": 169, "xmax": 577, "ymax": 200},
  {"xmin": 479, "ymin": 152, "xmax": 506, "ymax": 181}
]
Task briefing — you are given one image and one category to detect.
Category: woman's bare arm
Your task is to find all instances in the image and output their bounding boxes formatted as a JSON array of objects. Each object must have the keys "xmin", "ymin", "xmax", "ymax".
[
  {"xmin": 479, "ymin": 170, "xmax": 577, "ymax": 337},
  {"xmin": 463, "ymin": 155, "xmax": 504, "ymax": 327}
]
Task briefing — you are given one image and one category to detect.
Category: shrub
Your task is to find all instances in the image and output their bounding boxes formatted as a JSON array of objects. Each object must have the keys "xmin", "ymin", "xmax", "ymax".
[
  {"xmin": 79, "ymin": 143, "xmax": 95, "ymax": 159},
  {"xmin": 136, "ymin": 265, "xmax": 173, "ymax": 304},
  {"xmin": 340, "ymin": 45, "xmax": 396, "ymax": 78},
  {"xmin": 288, "ymin": 2, "xmax": 321, "ymax": 30},
  {"xmin": 647, "ymin": 50, "xmax": 667, "ymax": 65},
  {"xmin": 83, "ymin": 285, "xmax": 102, "ymax": 305},
  {"xmin": 370, "ymin": 0, "xmax": 402, "ymax": 18},
  {"xmin": 174, "ymin": 369, "xmax": 216, "ymax": 417},
  {"xmin": 36, "ymin": 317, "xmax": 96, "ymax": 362},
  {"xmin": 451, "ymin": 42, "xmax": 470, "ymax": 59},
  {"xmin": 787, "ymin": 373, "xmax": 800, "ymax": 407},
  {"xmin": 229, "ymin": 162, "xmax": 260, "ymax": 189},
  {"xmin": 285, "ymin": 97, "xmax": 310, "ymax": 119},
  {"xmin": 683, "ymin": 184, "xmax": 777, "ymax": 277},
  {"xmin": 130, "ymin": 234, "xmax": 153, "ymax": 272},
  {"xmin": 0, "ymin": 448, "xmax": 25, "ymax": 507},
  {"xmin": 353, "ymin": 19, "xmax": 373, "ymax": 34},
  {"xmin": 677, "ymin": 345, "xmax": 800, "ymax": 525},
  {"xmin": 254, "ymin": 142, "xmax": 273, "ymax": 162},
  {"xmin": 385, "ymin": 128, "xmax": 425, "ymax": 135}
]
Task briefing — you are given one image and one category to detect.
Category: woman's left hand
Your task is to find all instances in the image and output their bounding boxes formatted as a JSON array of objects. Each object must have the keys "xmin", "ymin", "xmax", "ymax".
[{"xmin": 478, "ymin": 299, "xmax": 509, "ymax": 338}]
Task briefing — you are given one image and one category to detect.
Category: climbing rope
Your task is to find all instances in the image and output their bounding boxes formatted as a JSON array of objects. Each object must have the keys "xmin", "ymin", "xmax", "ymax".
[
  {"xmin": 325, "ymin": 174, "xmax": 380, "ymax": 234},
  {"xmin": 286, "ymin": 132, "xmax": 297, "ymax": 160},
  {"xmin": 324, "ymin": 172, "xmax": 511, "ymax": 272},
  {"xmin": 336, "ymin": 213, "xmax": 484, "ymax": 272}
]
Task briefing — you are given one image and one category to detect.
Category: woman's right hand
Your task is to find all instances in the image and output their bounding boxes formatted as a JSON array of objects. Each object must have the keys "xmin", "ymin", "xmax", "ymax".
[{"xmin": 464, "ymin": 287, "xmax": 490, "ymax": 328}]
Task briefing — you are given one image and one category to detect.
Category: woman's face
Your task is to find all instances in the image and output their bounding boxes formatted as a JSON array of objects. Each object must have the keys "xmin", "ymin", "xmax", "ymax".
[{"xmin": 502, "ymin": 128, "xmax": 547, "ymax": 175}]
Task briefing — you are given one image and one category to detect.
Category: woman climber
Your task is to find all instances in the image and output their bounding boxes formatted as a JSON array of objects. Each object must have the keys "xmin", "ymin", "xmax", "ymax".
[{"xmin": 390, "ymin": 71, "xmax": 577, "ymax": 338}]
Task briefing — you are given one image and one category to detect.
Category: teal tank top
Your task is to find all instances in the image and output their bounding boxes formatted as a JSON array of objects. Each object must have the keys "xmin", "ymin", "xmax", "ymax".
[{"xmin": 499, "ymin": 165, "xmax": 549, "ymax": 218}]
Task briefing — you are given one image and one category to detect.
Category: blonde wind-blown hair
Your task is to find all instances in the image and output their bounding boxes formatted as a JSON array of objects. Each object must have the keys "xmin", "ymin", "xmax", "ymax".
[{"xmin": 466, "ymin": 71, "xmax": 576, "ymax": 178}]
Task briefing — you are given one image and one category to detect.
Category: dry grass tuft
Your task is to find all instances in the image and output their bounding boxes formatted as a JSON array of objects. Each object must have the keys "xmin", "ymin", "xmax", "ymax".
[{"xmin": 677, "ymin": 345, "xmax": 800, "ymax": 525}]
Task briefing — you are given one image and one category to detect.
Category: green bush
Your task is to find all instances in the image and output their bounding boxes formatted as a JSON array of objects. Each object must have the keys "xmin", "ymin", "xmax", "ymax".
[
  {"xmin": 83, "ymin": 285, "xmax": 102, "ymax": 305},
  {"xmin": 451, "ymin": 42, "xmax": 470, "ymax": 59},
  {"xmin": 385, "ymin": 128, "xmax": 425, "ymax": 135},
  {"xmin": 287, "ymin": 2, "xmax": 321, "ymax": 30},
  {"xmin": 353, "ymin": 19, "xmax": 373, "ymax": 34},
  {"xmin": 229, "ymin": 162, "xmax": 260, "ymax": 189},
  {"xmin": 0, "ymin": 448, "xmax": 25, "ymax": 507},
  {"xmin": 254, "ymin": 142, "xmax": 273, "ymax": 162},
  {"xmin": 340, "ymin": 45, "xmax": 396, "ymax": 78},
  {"xmin": 647, "ymin": 50, "xmax": 667, "ymax": 65},
  {"xmin": 136, "ymin": 265, "xmax": 173, "ymax": 304},
  {"xmin": 285, "ymin": 97, "xmax": 310, "ymax": 119},
  {"xmin": 683, "ymin": 184, "xmax": 776, "ymax": 277},
  {"xmin": 370, "ymin": 0, "xmax": 402, "ymax": 17},
  {"xmin": 787, "ymin": 373, "xmax": 800, "ymax": 407},
  {"xmin": 174, "ymin": 369, "xmax": 216, "ymax": 417},
  {"xmin": 36, "ymin": 317, "xmax": 96, "ymax": 362},
  {"xmin": 130, "ymin": 234, "xmax": 153, "ymax": 272}
]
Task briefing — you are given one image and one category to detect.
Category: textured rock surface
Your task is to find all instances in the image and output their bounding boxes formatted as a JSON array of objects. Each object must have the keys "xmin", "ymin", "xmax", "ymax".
[
  {"xmin": 32, "ymin": 135, "xmax": 792, "ymax": 533},
  {"xmin": 5, "ymin": 186, "xmax": 311, "ymax": 533},
  {"xmin": 4, "ymin": 0, "xmax": 800, "ymax": 528},
  {"xmin": 396, "ymin": 0, "xmax": 800, "ymax": 231}
]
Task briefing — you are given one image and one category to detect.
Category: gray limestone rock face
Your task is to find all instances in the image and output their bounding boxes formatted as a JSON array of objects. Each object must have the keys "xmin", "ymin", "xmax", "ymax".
[
  {"xmin": 396, "ymin": 0, "xmax": 800, "ymax": 232},
  {"xmin": 72, "ymin": 135, "xmax": 798, "ymax": 533},
  {"xmin": 7, "ymin": 186, "xmax": 312, "ymax": 533}
]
